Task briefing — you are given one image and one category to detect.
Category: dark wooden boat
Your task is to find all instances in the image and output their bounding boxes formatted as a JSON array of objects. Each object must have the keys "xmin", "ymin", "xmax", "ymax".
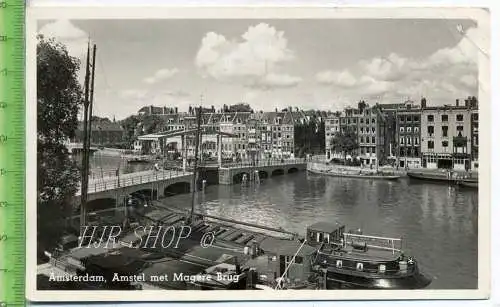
[
  {"xmin": 308, "ymin": 168, "xmax": 401, "ymax": 181},
  {"xmin": 307, "ymin": 222, "xmax": 432, "ymax": 289},
  {"xmin": 458, "ymin": 180, "xmax": 478, "ymax": 189},
  {"xmin": 408, "ymin": 170, "xmax": 478, "ymax": 187}
]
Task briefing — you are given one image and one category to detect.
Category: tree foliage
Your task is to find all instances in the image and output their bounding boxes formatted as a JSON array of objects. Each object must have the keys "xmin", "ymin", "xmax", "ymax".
[
  {"xmin": 37, "ymin": 35, "xmax": 83, "ymax": 255},
  {"xmin": 294, "ymin": 113, "xmax": 325, "ymax": 156},
  {"xmin": 330, "ymin": 128, "xmax": 359, "ymax": 159},
  {"xmin": 222, "ymin": 103, "xmax": 253, "ymax": 113},
  {"xmin": 120, "ymin": 114, "xmax": 167, "ymax": 146}
]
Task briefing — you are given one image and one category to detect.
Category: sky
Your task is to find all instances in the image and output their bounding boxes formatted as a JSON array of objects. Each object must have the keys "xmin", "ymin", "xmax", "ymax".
[{"xmin": 37, "ymin": 18, "xmax": 482, "ymax": 120}]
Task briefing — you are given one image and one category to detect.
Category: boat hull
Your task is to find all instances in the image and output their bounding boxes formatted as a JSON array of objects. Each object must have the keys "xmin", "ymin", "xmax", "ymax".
[
  {"xmin": 459, "ymin": 181, "xmax": 478, "ymax": 189},
  {"xmin": 308, "ymin": 169, "xmax": 400, "ymax": 181},
  {"xmin": 408, "ymin": 171, "xmax": 478, "ymax": 188},
  {"xmin": 325, "ymin": 269, "xmax": 432, "ymax": 289}
]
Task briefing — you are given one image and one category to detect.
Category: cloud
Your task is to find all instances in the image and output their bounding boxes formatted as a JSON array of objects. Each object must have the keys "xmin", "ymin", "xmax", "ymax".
[
  {"xmin": 195, "ymin": 23, "xmax": 301, "ymax": 89},
  {"xmin": 38, "ymin": 19, "xmax": 88, "ymax": 60},
  {"xmin": 249, "ymin": 73, "xmax": 302, "ymax": 90},
  {"xmin": 161, "ymin": 90, "xmax": 190, "ymax": 98},
  {"xmin": 143, "ymin": 68, "xmax": 179, "ymax": 84},
  {"xmin": 316, "ymin": 25, "xmax": 481, "ymax": 105},
  {"xmin": 316, "ymin": 70, "xmax": 358, "ymax": 87}
]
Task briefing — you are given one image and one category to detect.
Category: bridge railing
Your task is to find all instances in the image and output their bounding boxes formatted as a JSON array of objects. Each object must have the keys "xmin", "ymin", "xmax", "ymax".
[
  {"xmin": 221, "ymin": 158, "xmax": 307, "ymax": 169},
  {"xmin": 80, "ymin": 169, "xmax": 193, "ymax": 194}
]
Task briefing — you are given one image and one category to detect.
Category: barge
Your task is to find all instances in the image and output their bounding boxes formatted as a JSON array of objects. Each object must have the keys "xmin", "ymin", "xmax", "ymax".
[
  {"xmin": 308, "ymin": 167, "xmax": 401, "ymax": 181},
  {"xmin": 407, "ymin": 170, "xmax": 478, "ymax": 188}
]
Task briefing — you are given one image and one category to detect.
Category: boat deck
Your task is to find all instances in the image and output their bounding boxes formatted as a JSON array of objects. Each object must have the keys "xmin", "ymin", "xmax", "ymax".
[{"xmin": 320, "ymin": 245, "xmax": 401, "ymax": 262}]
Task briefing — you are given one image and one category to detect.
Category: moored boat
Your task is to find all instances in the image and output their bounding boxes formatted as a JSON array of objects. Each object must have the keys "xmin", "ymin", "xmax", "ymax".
[
  {"xmin": 308, "ymin": 167, "xmax": 401, "ymax": 181},
  {"xmin": 306, "ymin": 222, "xmax": 432, "ymax": 289},
  {"xmin": 458, "ymin": 180, "xmax": 478, "ymax": 189},
  {"xmin": 408, "ymin": 170, "xmax": 478, "ymax": 187}
]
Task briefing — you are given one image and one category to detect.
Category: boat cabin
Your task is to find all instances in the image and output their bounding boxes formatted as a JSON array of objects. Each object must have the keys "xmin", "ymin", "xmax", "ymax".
[
  {"xmin": 255, "ymin": 237, "xmax": 317, "ymax": 288},
  {"xmin": 306, "ymin": 222, "xmax": 345, "ymax": 246}
]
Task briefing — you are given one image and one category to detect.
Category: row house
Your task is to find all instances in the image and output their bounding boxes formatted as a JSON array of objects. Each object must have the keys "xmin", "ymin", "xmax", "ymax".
[
  {"xmin": 138, "ymin": 105, "xmax": 178, "ymax": 116},
  {"xmin": 380, "ymin": 100, "xmax": 422, "ymax": 169},
  {"xmin": 324, "ymin": 102, "xmax": 387, "ymax": 166},
  {"xmin": 260, "ymin": 111, "xmax": 295, "ymax": 159},
  {"xmin": 420, "ymin": 97, "xmax": 477, "ymax": 171},
  {"xmin": 471, "ymin": 105, "xmax": 479, "ymax": 168},
  {"xmin": 73, "ymin": 120, "xmax": 125, "ymax": 145}
]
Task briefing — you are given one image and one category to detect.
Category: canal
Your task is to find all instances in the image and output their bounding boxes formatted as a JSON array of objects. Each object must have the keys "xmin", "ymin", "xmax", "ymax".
[
  {"xmin": 87, "ymin": 154, "xmax": 478, "ymax": 289},
  {"xmin": 161, "ymin": 172, "xmax": 478, "ymax": 290}
]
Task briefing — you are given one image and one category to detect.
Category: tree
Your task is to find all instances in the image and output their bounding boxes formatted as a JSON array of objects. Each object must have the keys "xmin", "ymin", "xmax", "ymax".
[
  {"xmin": 37, "ymin": 35, "xmax": 82, "ymax": 257},
  {"xmin": 228, "ymin": 103, "xmax": 253, "ymax": 113},
  {"xmin": 141, "ymin": 115, "xmax": 165, "ymax": 134},
  {"xmin": 330, "ymin": 128, "xmax": 359, "ymax": 160},
  {"xmin": 120, "ymin": 115, "xmax": 141, "ymax": 146}
]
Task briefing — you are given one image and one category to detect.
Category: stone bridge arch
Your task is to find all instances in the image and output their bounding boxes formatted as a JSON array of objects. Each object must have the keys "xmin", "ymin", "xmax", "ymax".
[
  {"xmin": 130, "ymin": 188, "xmax": 158, "ymax": 200},
  {"xmin": 271, "ymin": 168, "xmax": 285, "ymax": 176},
  {"xmin": 164, "ymin": 181, "xmax": 191, "ymax": 197},
  {"xmin": 233, "ymin": 172, "xmax": 251, "ymax": 184},
  {"xmin": 257, "ymin": 170, "xmax": 269, "ymax": 180},
  {"xmin": 287, "ymin": 167, "xmax": 299, "ymax": 174}
]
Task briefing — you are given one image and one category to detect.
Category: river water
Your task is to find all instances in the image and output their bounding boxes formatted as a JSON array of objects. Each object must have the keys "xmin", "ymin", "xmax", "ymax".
[{"xmin": 88, "ymin": 154, "xmax": 478, "ymax": 289}]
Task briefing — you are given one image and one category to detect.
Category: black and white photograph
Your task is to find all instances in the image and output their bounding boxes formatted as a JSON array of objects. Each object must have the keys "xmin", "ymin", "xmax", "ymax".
[{"xmin": 27, "ymin": 6, "xmax": 490, "ymax": 302}]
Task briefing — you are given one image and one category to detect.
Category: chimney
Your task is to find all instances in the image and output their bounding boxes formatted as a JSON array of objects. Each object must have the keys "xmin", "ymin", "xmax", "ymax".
[
  {"xmin": 465, "ymin": 98, "xmax": 470, "ymax": 109},
  {"xmin": 455, "ymin": 99, "xmax": 459, "ymax": 107},
  {"xmin": 420, "ymin": 97, "xmax": 427, "ymax": 108},
  {"xmin": 175, "ymin": 107, "xmax": 178, "ymax": 114}
]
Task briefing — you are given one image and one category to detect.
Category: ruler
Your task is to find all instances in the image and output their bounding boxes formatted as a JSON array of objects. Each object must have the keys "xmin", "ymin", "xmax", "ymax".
[{"xmin": 0, "ymin": 0, "xmax": 26, "ymax": 306}]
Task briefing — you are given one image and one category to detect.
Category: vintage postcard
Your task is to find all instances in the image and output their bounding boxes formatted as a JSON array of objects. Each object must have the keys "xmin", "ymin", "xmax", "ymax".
[{"xmin": 26, "ymin": 5, "xmax": 491, "ymax": 302}]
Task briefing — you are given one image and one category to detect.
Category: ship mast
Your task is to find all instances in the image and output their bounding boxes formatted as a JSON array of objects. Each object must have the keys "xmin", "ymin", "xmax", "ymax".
[
  {"xmin": 79, "ymin": 41, "xmax": 97, "ymax": 235},
  {"xmin": 189, "ymin": 105, "xmax": 203, "ymax": 224}
]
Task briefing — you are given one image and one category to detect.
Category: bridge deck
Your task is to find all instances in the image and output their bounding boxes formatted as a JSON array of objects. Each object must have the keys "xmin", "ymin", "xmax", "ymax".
[{"xmin": 77, "ymin": 169, "xmax": 193, "ymax": 195}]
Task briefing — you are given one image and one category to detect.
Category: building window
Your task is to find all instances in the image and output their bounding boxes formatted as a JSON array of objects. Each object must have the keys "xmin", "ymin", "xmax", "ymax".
[
  {"xmin": 372, "ymin": 137, "xmax": 375, "ymax": 144},
  {"xmin": 372, "ymin": 147, "xmax": 376, "ymax": 154},
  {"xmin": 399, "ymin": 126, "xmax": 404, "ymax": 133},
  {"xmin": 457, "ymin": 126, "xmax": 464, "ymax": 133},
  {"xmin": 400, "ymin": 148, "xmax": 405, "ymax": 156},
  {"xmin": 372, "ymin": 118, "xmax": 375, "ymax": 124},
  {"xmin": 415, "ymin": 148, "xmax": 420, "ymax": 157},
  {"xmin": 414, "ymin": 115, "xmax": 419, "ymax": 122},
  {"xmin": 406, "ymin": 116, "xmax": 412, "ymax": 122},
  {"xmin": 360, "ymin": 127, "xmax": 364, "ymax": 133},
  {"xmin": 428, "ymin": 141, "xmax": 434, "ymax": 149},
  {"xmin": 472, "ymin": 113, "xmax": 479, "ymax": 121},
  {"xmin": 400, "ymin": 137, "xmax": 405, "ymax": 145},
  {"xmin": 456, "ymin": 114, "xmax": 464, "ymax": 121},
  {"xmin": 406, "ymin": 127, "xmax": 412, "ymax": 133},
  {"xmin": 442, "ymin": 126, "xmax": 448, "ymax": 137},
  {"xmin": 372, "ymin": 127, "xmax": 375, "ymax": 133},
  {"xmin": 360, "ymin": 118, "xmax": 364, "ymax": 124},
  {"xmin": 399, "ymin": 115, "xmax": 405, "ymax": 122},
  {"xmin": 415, "ymin": 137, "xmax": 419, "ymax": 145},
  {"xmin": 427, "ymin": 126, "xmax": 434, "ymax": 136},
  {"xmin": 442, "ymin": 141, "xmax": 448, "ymax": 147},
  {"xmin": 427, "ymin": 115, "xmax": 434, "ymax": 122},
  {"xmin": 406, "ymin": 137, "xmax": 411, "ymax": 145},
  {"xmin": 441, "ymin": 114, "xmax": 448, "ymax": 122},
  {"xmin": 415, "ymin": 127, "xmax": 420, "ymax": 133}
]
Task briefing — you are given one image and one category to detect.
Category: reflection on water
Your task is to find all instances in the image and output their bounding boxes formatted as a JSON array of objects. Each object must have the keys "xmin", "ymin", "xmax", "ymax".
[{"xmin": 162, "ymin": 172, "xmax": 478, "ymax": 290}]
